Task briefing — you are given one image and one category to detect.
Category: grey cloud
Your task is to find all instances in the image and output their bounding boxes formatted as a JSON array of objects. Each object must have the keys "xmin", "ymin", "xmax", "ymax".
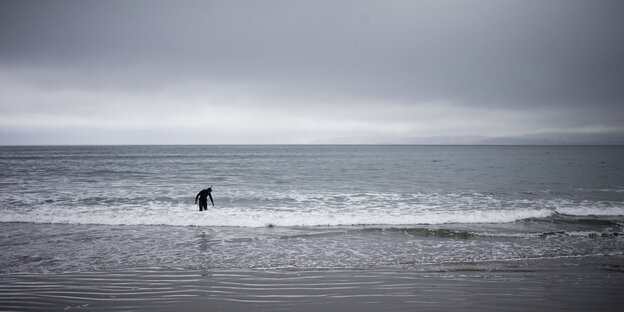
[{"xmin": 1, "ymin": 0, "xmax": 623, "ymax": 144}]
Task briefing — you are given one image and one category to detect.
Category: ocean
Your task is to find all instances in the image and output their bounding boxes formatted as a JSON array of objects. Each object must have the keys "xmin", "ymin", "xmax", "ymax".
[{"xmin": 1, "ymin": 145, "xmax": 623, "ymax": 275}]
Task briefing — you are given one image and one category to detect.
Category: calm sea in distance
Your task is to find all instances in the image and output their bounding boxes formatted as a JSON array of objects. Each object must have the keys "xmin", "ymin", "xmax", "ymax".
[{"xmin": 1, "ymin": 145, "xmax": 623, "ymax": 273}]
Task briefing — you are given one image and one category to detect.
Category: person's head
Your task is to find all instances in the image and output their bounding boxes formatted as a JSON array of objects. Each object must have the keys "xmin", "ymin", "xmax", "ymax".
[{"xmin": 207, "ymin": 186, "xmax": 212, "ymax": 193}]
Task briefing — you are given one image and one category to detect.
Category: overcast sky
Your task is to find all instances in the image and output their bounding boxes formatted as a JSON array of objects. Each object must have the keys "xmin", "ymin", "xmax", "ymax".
[{"xmin": 1, "ymin": 0, "xmax": 623, "ymax": 144}]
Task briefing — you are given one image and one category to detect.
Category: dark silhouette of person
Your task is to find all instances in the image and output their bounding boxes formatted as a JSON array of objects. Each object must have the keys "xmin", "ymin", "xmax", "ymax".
[{"xmin": 194, "ymin": 186, "xmax": 214, "ymax": 211}]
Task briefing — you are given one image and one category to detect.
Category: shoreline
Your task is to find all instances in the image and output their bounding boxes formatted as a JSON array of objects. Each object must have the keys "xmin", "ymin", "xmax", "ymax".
[{"xmin": 1, "ymin": 256, "xmax": 623, "ymax": 311}]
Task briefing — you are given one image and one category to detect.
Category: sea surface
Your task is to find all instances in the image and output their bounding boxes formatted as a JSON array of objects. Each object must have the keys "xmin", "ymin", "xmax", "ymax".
[{"xmin": 1, "ymin": 145, "xmax": 623, "ymax": 274}]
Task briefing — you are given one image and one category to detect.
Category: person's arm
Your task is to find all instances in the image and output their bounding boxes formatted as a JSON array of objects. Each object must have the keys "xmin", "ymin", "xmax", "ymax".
[
  {"xmin": 209, "ymin": 193, "xmax": 214, "ymax": 207},
  {"xmin": 194, "ymin": 192, "xmax": 201, "ymax": 204}
]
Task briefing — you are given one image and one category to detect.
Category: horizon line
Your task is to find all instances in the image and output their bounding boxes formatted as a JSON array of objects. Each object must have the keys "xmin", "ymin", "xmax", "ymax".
[{"xmin": 2, "ymin": 143, "xmax": 624, "ymax": 147}]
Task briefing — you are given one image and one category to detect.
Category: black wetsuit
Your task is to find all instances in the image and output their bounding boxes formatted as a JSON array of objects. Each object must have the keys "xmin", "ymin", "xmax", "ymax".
[{"xmin": 195, "ymin": 189, "xmax": 213, "ymax": 211}]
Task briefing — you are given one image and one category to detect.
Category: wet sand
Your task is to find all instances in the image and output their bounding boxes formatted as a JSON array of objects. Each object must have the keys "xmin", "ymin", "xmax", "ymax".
[{"xmin": 1, "ymin": 256, "xmax": 623, "ymax": 312}]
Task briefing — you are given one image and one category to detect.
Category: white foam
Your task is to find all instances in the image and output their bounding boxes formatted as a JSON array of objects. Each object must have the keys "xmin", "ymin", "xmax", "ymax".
[
  {"xmin": 0, "ymin": 203, "xmax": 556, "ymax": 228},
  {"xmin": 1, "ymin": 191, "xmax": 622, "ymax": 227},
  {"xmin": 554, "ymin": 201, "xmax": 624, "ymax": 216}
]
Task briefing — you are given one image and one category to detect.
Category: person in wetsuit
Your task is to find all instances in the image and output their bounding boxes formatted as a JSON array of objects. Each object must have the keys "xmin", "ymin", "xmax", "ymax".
[{"xmin": 194, "ymin": 186, "xmax": 214, "ymax": 211}]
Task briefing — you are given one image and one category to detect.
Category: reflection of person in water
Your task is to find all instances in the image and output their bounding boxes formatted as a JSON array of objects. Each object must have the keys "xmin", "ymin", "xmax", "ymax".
[{"xmin": 194, "ymin": 186, "xmax": 214, "ymax": 211}]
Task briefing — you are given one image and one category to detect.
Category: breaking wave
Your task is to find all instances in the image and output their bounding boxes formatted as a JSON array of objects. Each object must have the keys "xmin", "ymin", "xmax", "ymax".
[{"xmin": 1, "ymin": 197, "xmax": 622, "ymax": 227}]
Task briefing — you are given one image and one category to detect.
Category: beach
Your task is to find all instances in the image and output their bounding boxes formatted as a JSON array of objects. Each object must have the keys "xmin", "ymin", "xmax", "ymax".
[
  {"xmin": 4, "ymin": 0, "xmax": 624, "ymax": 309},
  {"xmin": 2, "ymin": 255, "xmax": 623, "ymax": 311}
]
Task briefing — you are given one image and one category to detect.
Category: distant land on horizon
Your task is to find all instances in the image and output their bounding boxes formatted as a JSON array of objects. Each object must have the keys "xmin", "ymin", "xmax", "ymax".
[{"xmin": 312, "ymin": 132, "xmax": 624, "ymax": 145}]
